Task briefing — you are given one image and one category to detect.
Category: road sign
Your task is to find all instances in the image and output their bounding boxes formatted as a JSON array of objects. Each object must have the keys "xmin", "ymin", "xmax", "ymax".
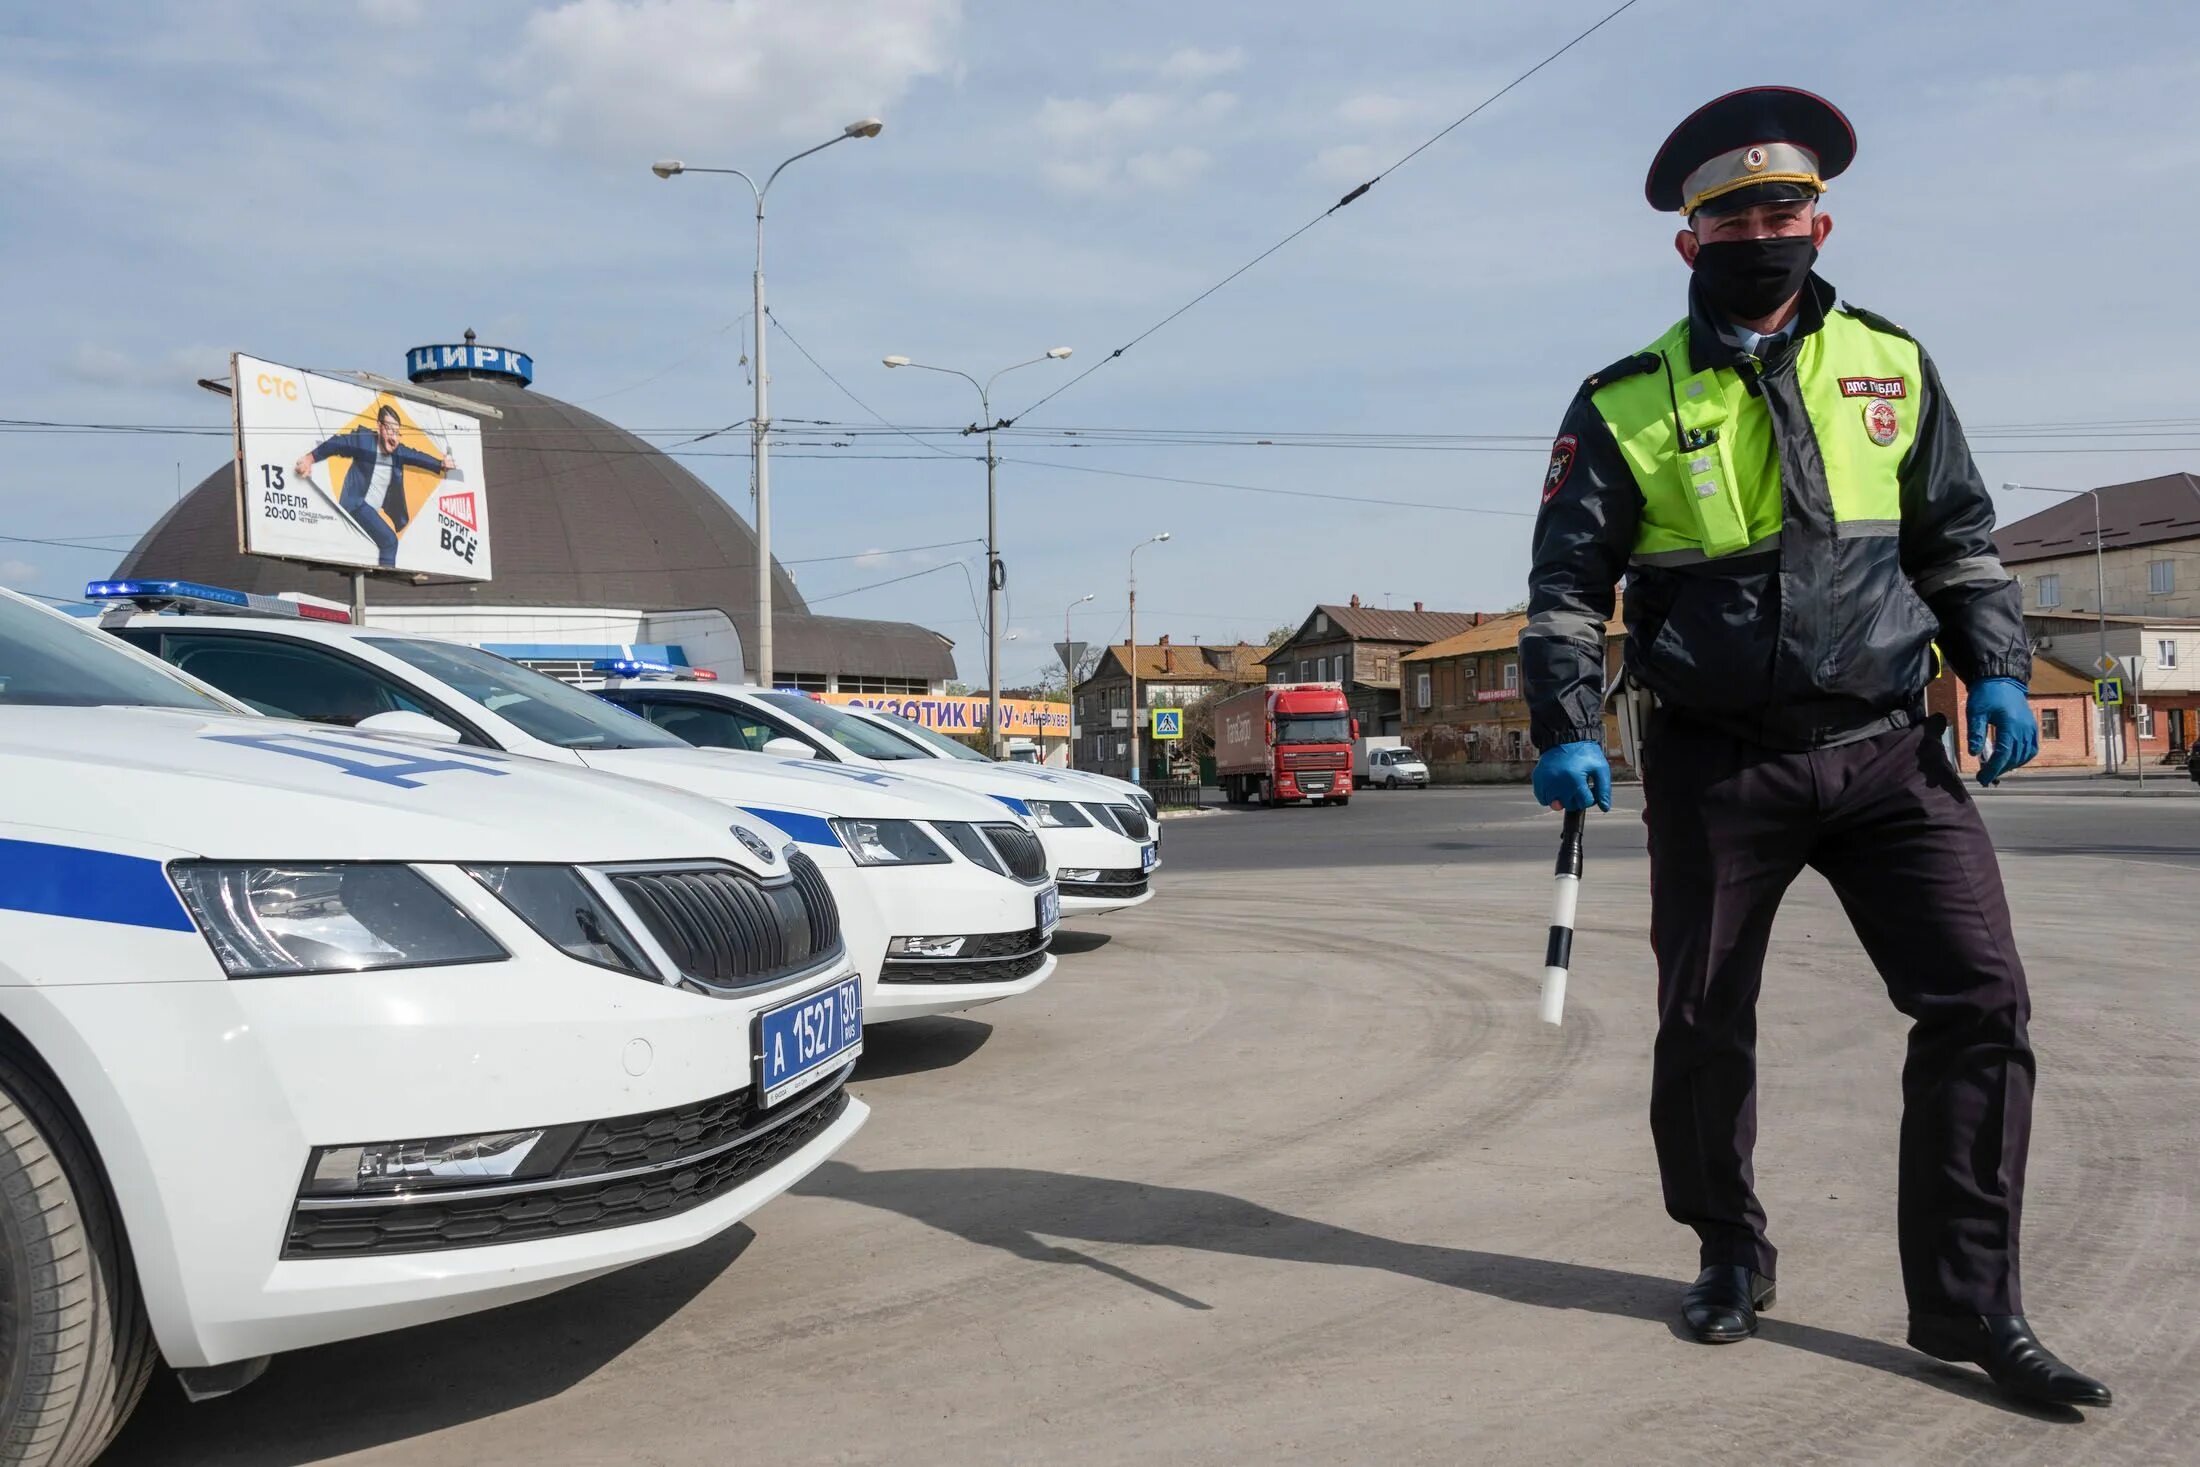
[
  {"xmin": 1151, "ymin": 708, "xmax": 1184, "ymax": 740},
  {"xmin": 2094, "ymin": 677, "xmax": 2124, "ymax": 707},
  {"xmin": 2092, "ymin": 653, "xmax": 2120, "ymax": 676},
  {"xmin": 1054, "ymin": 640, "xmax": 1088, "ymax": 676}
]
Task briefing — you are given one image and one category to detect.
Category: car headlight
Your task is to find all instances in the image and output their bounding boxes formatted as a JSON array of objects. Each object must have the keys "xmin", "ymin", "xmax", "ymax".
[
  {"xmin": 464, "ymin": 864, "xmax": 655, "ymax": 979},
  {"xmin": 169, "ymin": 863, "xmax": 506, "ymax": 979},
  {"xmin": 831, "ymin": 818, "xmax": 951, "ymax": 866},
  {"xmin": 1025, "ymin": 800, "xmax": 1092, "ymax": 828}
]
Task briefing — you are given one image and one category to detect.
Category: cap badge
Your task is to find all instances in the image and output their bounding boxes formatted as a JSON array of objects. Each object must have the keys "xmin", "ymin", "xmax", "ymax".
[
  {"xmin": 1742, "ymin": 146, "xmax": 1769, "ymax": 172},
  {"xmin": 1863, "ymin": 398, "xmax": 1900, "ymax": 446}
]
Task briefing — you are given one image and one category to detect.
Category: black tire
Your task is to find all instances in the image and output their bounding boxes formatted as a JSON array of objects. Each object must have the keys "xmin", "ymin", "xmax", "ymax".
[{"xmin": 0, "ymin": 1057, "xmax": 156, "ymax": 1467}]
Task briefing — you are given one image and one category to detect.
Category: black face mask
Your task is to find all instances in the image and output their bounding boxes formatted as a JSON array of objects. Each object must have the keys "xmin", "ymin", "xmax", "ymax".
[{"xmin": 1691, "ymin": 236, "xmax": 1817, "ymax": 322}]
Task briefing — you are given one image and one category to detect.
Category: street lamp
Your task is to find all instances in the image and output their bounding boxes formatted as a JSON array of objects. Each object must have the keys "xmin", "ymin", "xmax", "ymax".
[
  {"xmin": 882, "ymin": 347, "xmax": 1074, "ymax": 753},
  {"xmin": 651, "ymin": 116, "xmax": 884, "ymax": 688},
  {"xmin": 1127, "ymin": 532, "xmax": 1171, "ymax": 785},
  {"xmin": 1063, "ymin": 591, "xmax": 1094, "ymax": 768},
  {"xmin": 2002, "ymin": 481, "xmax": 2116, "ymax": 774}
]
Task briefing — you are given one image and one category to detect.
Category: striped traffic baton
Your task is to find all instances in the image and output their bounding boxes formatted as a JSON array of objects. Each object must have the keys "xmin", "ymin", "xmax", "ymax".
[{"xmin": 1537, "ymin": 808, "xmax": 1585, "ymax": 1026}]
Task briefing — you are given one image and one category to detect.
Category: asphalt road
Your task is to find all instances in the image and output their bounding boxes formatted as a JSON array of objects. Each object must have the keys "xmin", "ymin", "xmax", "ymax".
[{"xmin": 113, "ymin": 786, "xmax": 2199, "ymax": 1465}]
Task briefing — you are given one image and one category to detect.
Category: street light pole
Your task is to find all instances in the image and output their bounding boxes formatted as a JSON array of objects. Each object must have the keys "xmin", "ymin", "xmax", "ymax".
[
  {"xmin": 1064, "ymin": 591, "xmax": 1094, "ymax": 768},
  {"xmin": 652, "ymin": 117, "xmax": 883, "ymax": 688},
  {"xmin": 882, "ymin": 348, "xmax": 1072, "ymax": 753},
  {"xmin": 2002, "ymin": 481, "xmax": 2115, "ymax": 774},
  {"xmin": 1127, "ymin": 532, "xmax": 1171, "ymax": 785}
]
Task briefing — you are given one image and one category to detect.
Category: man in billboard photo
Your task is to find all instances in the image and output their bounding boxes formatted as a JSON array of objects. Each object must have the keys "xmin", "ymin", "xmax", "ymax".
[{"xmin": 294, "ymin": 402, "xmax": 456, "ymax": 568}]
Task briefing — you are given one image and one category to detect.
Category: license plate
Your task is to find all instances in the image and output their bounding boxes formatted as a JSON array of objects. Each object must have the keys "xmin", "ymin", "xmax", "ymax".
[
  {"xmin": 1140, "ymin": 842, "xmax": 1157, "ymax": 872},
  {"xmin": 1036, "ymin": 886, "xmax": 1061, "ymax": 932},
  {"xmin": 756, "ymin": 975, "xmax": 862, "ymax": 1108}
]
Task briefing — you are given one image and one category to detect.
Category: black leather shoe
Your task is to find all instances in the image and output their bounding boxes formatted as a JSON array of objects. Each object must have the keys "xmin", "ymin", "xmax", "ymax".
[
  {"xmin": 1680, "ymin": 1265, "xmax": 1775, "ymax": 1343},
  {"xmin": 1907, "ymin": 1313, "xmax": 2113, "ymax": 1407}
]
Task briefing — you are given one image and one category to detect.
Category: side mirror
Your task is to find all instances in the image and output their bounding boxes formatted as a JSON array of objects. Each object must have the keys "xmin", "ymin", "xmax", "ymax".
[
  {"xmin": 1350, "ymin": 717, "xmax": 1360, "ymax": 739},
  {"xmin": 762, "ymin": 737, "xmax": 817, "ymax": 760},
  {"xmin": 355, "ymin": 710, "xmax": 464, "ymax": 745}
]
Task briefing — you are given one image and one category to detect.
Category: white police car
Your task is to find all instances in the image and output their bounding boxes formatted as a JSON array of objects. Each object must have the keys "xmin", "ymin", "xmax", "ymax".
[
  {"xmin": 592, "ymin": 679, "xmax": 1159, "ymax": 916},
  {"xmin": 837, "ymin": 703, "xmax": 1163, "ymax": 861},
  {"xmin": 93, "ymin": 582, "xmax": 1059, "ymax": 1023},
  {"xmin": 0, "ymin": 586, "xmax": 866, "ymax": 1463}
]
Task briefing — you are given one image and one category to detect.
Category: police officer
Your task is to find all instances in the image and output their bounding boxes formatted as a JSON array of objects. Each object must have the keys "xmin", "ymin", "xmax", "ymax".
[{"xmin": 1522, "ymin": 87, "xmax": 2110, "ymax": 1408}]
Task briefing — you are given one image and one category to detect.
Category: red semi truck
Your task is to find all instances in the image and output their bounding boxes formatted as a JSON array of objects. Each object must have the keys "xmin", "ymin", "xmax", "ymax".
[{"xmin": 1213, "ymin": 682, "xmax": 1356, "ymax": 806}]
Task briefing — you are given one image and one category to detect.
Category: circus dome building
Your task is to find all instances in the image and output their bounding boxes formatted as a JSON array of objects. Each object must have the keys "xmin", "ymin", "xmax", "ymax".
[{"xmin": 112, "ymin": 338, "xmax": 953, "ymax": 691}]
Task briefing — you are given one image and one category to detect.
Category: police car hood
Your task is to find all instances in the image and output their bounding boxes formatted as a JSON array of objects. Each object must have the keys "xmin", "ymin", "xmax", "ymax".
[
  {"xmin": 857, "ymin": 757, "xmax": 1131, "ymax": 810},
  {"xmin": 1026, "ymin": 766, "xmax": 1147, "ymax": 801},
  {"xmin": 579, "ymin": 746, "xmax": 1016, "ymax": 826},
  {"xmin": 0, "ymin": 707, "xmax": 786, "ymax": 872}
]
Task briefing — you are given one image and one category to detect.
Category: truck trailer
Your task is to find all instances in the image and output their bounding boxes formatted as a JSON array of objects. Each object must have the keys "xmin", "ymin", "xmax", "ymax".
[{"xmin": 1212, "ymin": 682, "xmax": 1356, "ymax": 806}]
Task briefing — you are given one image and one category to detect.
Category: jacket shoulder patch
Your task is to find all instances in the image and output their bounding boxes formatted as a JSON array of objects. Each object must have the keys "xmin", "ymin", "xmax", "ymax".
[
  {"xmin": 1582, "ymin": 351, "xmax": 1659, "ymax": 392},
  {"xmin": 1840, "ymin": 303, "xmax": 1915, "ymax": 342}
]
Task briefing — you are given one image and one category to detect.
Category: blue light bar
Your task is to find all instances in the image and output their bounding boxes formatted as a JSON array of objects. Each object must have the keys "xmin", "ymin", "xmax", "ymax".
[
  {"xmin": 82, "ymin": 579, "xmax": 351, "ymax": 622},
  {"xmin": 593, "ymin": 657, "xmax": 694, "ymax": 680},
  {"xmin": 85, "ymin": 579, "xmax": 248, "ymax": 607}
]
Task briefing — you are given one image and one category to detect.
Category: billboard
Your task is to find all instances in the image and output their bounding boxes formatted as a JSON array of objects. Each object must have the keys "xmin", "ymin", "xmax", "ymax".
[
  {"xmin": 818, "ymin": 692, "xmax": 1071, "ymax": 738},
  {"xmin": 232, "ymin": 352, "xmax": 491, "ymax": 581}
]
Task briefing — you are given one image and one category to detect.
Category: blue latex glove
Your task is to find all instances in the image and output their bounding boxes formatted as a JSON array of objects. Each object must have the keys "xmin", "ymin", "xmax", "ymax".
[
  {"xmin": 1532, "ymin": 740, "xmax": 1611, "ymax": 812},
  {"xmin": 1967, "ymin": 677, "xmax": 2038, "ymax": 787}
]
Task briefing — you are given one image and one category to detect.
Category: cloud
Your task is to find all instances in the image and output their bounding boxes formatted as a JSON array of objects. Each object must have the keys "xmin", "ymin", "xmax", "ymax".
[
  {"xmin": 0, "ymin": 560, "xmax": 39, "ymax": 585},
  {"xmin": 1336, "ymin": 92, "xmax": 1433, "ymax": 129},
  {"xmin": 1306, "ymin": 142, "xmax": 1382, "ymax": 184},
  {"xmin": 478, "ymin": 0, "xmax": 961, "ymax": 158},
  {"xmin": 357, "ymin": 0, "xmax": 425, "ymax": 21},
  {"xmin": 1154, "ymin": 46, "xmax": 1243, "ymax": 84},
  {"xmin": 1032, "ymin": 87, "xmax": 1234, "ymax": 194}
]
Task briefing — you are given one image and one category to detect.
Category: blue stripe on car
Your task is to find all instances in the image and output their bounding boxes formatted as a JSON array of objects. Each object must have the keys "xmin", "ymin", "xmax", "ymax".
[
  {"xmin": 739, "ymin": 807, "xmax": 840, "ymax": 848},
  {"xmin": 990, "ymin": 795, "xmax": 1030, "ymax": 816},
  {"xmin": 0, "ymin": 838, "xmax": 195, "ymax": 931}
]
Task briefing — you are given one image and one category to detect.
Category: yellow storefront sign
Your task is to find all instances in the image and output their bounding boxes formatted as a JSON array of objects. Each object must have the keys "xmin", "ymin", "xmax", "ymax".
[{"xmin": 818, "ymin": 692, "xmax": 1071, "ymax": 737}]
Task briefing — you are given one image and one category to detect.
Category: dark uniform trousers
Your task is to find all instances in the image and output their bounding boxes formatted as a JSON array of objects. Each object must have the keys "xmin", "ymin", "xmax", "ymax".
[{"xmin": 1643, "ymin": 712, "xmax": 2032, "ymax": 1316}]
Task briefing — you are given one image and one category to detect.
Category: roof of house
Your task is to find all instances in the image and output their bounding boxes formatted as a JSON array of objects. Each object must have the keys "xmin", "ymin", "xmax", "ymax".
[
  {"xmin": 1282, "ymin": 603, "xmax": 1496, "ymax": 648},
  {"xmin": 1994, "ymin": 473, "xmax": 2200, "ymax": 565},
  {"xmin": 1083, "ymin": 641, "xmax": 1270, "ymax": 685},
  {"xmin": 1403, "ymin": 600, "xmax": 1625, "ymax": 662},
  {"xmin": 2027, "ymin": 611, "xmax": 2200, "ymax": 628},
  {"xmin": 2028, "ymin": 656, "xmax": 2097, "ymax": 698}
]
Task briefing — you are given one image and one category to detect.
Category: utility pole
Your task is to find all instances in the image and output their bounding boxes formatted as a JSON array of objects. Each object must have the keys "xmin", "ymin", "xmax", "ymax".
[{"xmin": 1127, "ymin": 532, "xmax": 1171, "ymax": 783}]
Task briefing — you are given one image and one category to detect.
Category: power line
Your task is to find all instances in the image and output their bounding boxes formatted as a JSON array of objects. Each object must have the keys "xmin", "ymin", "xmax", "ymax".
[
  {"xmin": 779, "ymin": 537, "xmax": 986, "ymax": 566},
  {"xmin": 997, "ymin": 456, "xmax": 1536, "ymax": 518},
  {"xmin": 764, "ymin": 309, "xmax": 963, "ymax": 460},
  {"xmin": 1000, "ymin": 0, "xmax": 1646, "ymax": 427}
]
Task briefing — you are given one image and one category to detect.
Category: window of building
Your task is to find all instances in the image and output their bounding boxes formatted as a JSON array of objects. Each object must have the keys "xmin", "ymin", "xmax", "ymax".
[
  {"xmin": 1502, "ymin": 661, "xmax": 1519, "ymax": 692},
  {"xmin": 1298, "ymin": 659, "xmax": 1311, "ymax": 681},
  {"xmin": 2035, "ymin": 573, "xmax": 2060, "ymax": 609},
  {"xmin": 2039, "ymin": 706, "xmax": 2060, "ymax": 740},
  {"xmin": 2160, "ymin": 639, "xmax": 2179, "ymax": 669},
  {"xmin": 2136, "ymin": 703, "xmax": 2154, "ymax": 738},
  {"xmin": 1416, "ymin": 671, "xmax": 1431, "ymax": 709},
  {"xmin": 838, "ymin": 674, "xmax": 929, "ymax": 694},
  {"xmin": 2149, "ymin": 560, "xmax": 2175, "ymax": 596},
  {"xmin": 782, "ymin": 671, "xmax": 830, "ymax": 692}
]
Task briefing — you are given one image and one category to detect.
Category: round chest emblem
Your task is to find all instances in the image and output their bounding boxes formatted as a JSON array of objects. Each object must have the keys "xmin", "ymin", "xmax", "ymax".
[
  {"xmin": 1743, "ymin": 146, "xmax": 1769, "ymax": 172},
  {"xmin": 1863, "ymin": 398, "xmax": 1901, "ymax": 446}
]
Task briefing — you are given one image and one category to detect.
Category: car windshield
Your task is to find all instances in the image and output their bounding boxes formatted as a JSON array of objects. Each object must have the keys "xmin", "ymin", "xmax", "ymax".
[
  {"xmin": 364, "ymin": 638, "xmax": 689, "ymax": 750},
  {"xmin": 874, "ymin": 712, "xmax": 992, "ymax": 762},
  {"xmin": 1277, "ymin": 713, "xmax": 1351, "ymax": 744},
  {"xmin": 0, "ymin": 594, "xmax": 233, "ymax": 711},
  {"xmin": 754, "ymin": 693, "xmax": 932, "ymax": 760}
]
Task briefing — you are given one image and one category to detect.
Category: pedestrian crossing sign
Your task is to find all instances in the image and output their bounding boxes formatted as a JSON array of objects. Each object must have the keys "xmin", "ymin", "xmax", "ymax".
[
  {"xmin": 2094, "ymin": 677, "xmax": 2124, "ymax": 707},
  {"xmin": 1151, "ymin": 708, "xmax": 1184, "ymax": 740}
]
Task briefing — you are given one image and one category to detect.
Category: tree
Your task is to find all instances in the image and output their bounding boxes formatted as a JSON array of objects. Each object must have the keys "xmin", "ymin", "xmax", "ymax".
[{"xmin": 1262, "ymin": 622, "xmax": 1296, "ymax": 647}]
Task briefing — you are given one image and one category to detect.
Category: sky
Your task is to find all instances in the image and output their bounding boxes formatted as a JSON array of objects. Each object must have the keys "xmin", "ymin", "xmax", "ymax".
[{"xmin": 4, "ymin": 0, "xmax": 2197, "ymax": 688}]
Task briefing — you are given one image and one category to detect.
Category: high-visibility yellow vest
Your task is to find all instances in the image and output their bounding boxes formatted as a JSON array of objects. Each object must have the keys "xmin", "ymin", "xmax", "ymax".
[{"xmin": 1591, "ymin": 310, "xmax": 1922, "ymax": 563}]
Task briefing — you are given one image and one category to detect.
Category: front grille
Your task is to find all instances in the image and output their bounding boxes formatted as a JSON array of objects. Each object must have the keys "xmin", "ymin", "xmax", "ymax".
[
  {"xmin": 1078, "ymin": 802, "xmax": 1125, "ymax": 834},
  {"xmin": 611, "ymin": 852, "xmax": 840, "ymax": 992},
  {"xmin": 1281, "ymin": 750, "xmax": 1347, "ymax": 769},
  {"xmin": 1108, "ymin": 804, "xmax": 1151, "ymax": 841},
  {"xmin": 980, "ymin": 824, "xmax": 1048, "ymax": 882},
  {"xmin": 1059, "ymin": 869, "xmax": 1148, "ymax": 899},
  {"xmin": 1295, "ymin": 774, "xmax": 1335, "ymax": 793},
  {"xmin": 933, "ymin": 822, "xmax": 1004, "ymax": 874},
  {"xmin": 882, "ymin": 948, "xmax": 1050, "ymax": 985},
  {"xmin": 284, "ymin": 1082, "xmax": 849, "ymax": 1258}
]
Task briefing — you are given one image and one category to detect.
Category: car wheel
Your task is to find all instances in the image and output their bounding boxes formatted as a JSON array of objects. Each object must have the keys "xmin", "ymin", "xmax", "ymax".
[{"xmin": 0, "ymin": 1056, "xmax": 155, "ymax": 1467}]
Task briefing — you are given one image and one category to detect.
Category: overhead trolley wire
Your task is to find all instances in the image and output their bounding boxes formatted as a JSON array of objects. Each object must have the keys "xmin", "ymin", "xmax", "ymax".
[{"xmin": 998, "ymin": 0, "xmax": 1647, "ymax": 429}]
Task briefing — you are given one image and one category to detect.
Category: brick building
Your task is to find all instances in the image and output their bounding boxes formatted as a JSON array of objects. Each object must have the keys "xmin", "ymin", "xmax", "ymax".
[
  {"xmin": 1072, "ymin": 637, "xmax": 1267, "ymax": 779},
  {"xmin": 1399, "ymin": 608, "xmax": 1629, "ymax": 783},
  {"xmin": 1925, "ymin": 655, "xmax": 2103, "ymax": 772},
  {"xmin": 1264, "ymin": 597, "xmax": 1494, "ymax": 738}
]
